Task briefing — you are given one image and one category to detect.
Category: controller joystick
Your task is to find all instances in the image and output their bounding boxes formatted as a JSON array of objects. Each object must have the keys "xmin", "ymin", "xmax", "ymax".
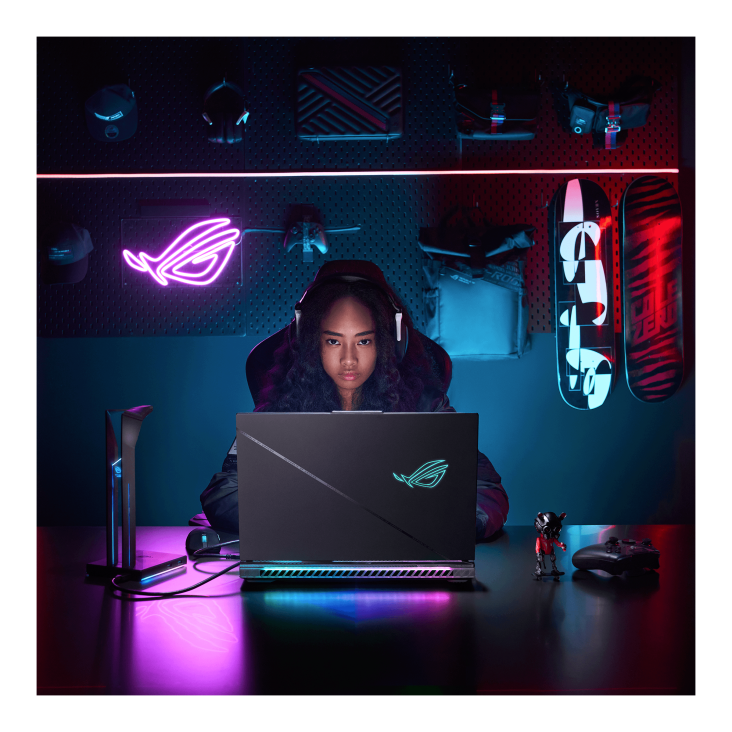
[{"xmin": 572, "ymin": 536, "xmax": 660, "ymax": 576}]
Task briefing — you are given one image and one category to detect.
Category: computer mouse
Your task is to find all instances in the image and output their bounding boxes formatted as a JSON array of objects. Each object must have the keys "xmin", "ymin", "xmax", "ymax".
[{"xmin": 185, "ymin": 527, "xmax": 221, "ymax": 555}]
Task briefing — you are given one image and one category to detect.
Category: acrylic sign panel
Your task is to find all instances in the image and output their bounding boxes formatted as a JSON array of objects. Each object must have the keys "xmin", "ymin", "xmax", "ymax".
[{"xmin": 121, "ymin": 218, "xmax": 243, "ymax": 288}]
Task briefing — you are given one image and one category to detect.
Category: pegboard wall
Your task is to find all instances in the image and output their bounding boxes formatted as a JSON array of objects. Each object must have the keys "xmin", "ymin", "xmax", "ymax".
[{"xmin": 37, "ymin": 37, "xmax": 681, "ymax": 339}]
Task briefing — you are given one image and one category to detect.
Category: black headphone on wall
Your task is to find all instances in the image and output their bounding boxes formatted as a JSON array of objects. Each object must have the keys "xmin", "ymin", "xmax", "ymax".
[
  {"xmin": 291, "ymin": 261, "xmax": 409, "ymax": 363},
  {"xmin": 202, "ymin": 78, "xmax": 249, "ymax": 144}
]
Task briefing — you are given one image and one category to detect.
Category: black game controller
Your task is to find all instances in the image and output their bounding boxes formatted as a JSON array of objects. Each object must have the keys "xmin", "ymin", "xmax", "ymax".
[
  {"xmin": 282, "ymin": 204, "xmax": 361, "ymax": 262},
  {"xmin": 283, "ymin": 204, "xmax": 328, "ymax": 263},
  {"xmin": 284, "ymin": 220, "xmax": 328, "ymax": 259},
  {"xmin": 572, "ymin": 536, "xmax": 660, "ymax": 576}
]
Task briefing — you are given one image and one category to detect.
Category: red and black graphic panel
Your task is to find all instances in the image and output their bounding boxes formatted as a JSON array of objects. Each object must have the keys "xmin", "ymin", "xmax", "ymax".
[{"xmin": 621, "ymin": 176, "xmax": 683, "ymax": 402}]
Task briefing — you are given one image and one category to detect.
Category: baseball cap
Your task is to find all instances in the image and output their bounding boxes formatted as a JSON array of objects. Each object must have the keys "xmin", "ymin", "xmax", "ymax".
[
  {"xmin": 40, "ymin": 222, "xmax": 94, "ymax": 284},
  {"xmin": 85, "ymin": 84, "xmax": 138, "ymax": 141}
]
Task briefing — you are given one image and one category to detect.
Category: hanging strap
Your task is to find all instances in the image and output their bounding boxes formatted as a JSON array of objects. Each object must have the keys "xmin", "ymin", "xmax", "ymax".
[
  {"xmin": 604, "ymin": 101, "xmax": 621, "ymax": 149},
  {"xmin": 490, "ymin": 89, "xmax": 506, "ymax": 134}
]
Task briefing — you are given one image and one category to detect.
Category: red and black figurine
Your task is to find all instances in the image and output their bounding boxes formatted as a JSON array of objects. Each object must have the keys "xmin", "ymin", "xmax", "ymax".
[{"xmin": 534, "ymin": 512, "xmax": 567, "ymax": 581}]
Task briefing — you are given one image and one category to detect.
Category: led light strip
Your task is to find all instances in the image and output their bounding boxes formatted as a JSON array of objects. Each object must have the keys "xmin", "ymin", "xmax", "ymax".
[
  {"xmin": 37, "ymin": 168, "xmax": 679, "ymax": 180},
  {"xmin": 256, "ymin": 566, "xmax": 463, "ymax": 578}
]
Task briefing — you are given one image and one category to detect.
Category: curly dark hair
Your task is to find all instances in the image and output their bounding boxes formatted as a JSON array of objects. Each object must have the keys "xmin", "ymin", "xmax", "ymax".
[{"xmin": 255, "ymin": 279, "xmax": 442, "ymax": 412}]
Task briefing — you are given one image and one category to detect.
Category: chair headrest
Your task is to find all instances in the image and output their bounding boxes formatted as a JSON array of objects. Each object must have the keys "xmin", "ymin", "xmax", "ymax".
[{"xmin": 298, "ymin": 259, "xmax": 394, "ymax": 305}]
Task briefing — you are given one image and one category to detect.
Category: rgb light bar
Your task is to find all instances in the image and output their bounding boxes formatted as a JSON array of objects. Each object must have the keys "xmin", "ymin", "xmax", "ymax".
[
  {"xmin": 240, "ymin": 565, "xmax": 473, "ymax": 579},
  {"xmin": 37, "ymin": 168, "xmax": 679, "ymax": 180}
]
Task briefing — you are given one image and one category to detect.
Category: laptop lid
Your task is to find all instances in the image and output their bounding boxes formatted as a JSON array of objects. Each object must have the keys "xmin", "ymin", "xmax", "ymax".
[{"xmin": 236, "ymin": 412, "xmax": 478, "ymax": 562}]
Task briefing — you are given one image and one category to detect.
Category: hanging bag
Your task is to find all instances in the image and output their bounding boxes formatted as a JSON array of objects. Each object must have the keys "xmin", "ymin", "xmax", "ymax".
[
  {"xmin": 553, "ymin": 76, "xmax": 660, "ymax": 150},
  {"xmin": 418, "ymin": 208, "xmax": 536, "ymax": 359},
  {"xmin": 453, "ymin": 78, "xmax": 542, "ymax": 141}
]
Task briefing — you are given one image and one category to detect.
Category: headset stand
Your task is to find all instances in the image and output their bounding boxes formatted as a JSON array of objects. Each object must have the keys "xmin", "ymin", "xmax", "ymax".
[{"xmin": 86, "ymin": 405, "xmax": 187, "ymax": 581}]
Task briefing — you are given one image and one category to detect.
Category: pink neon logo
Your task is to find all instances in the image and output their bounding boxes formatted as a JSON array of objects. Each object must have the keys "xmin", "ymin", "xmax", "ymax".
[{"xmin": 123, "ymin": 218, "xmax": 241, "ymax": 286}]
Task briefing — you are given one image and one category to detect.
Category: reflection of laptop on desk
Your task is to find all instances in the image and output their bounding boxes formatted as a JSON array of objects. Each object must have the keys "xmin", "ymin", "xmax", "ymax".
[{"xmin": 236, "ymin": 411, "xmax": 478, "ymax": 582}]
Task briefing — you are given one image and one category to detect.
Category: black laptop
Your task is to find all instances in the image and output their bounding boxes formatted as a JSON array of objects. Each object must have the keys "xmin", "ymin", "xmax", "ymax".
[{"xmin": 236, "ymin": 411, "xmax": 478, "ymax": 582}]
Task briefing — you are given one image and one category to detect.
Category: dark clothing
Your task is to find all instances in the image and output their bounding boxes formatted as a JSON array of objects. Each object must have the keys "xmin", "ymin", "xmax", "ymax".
[{"xmin": 200, "ymin": 391, "xmax": 509, "ymax": 542}]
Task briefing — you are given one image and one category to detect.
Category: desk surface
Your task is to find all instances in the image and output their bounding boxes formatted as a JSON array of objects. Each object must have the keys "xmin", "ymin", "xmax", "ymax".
[{"xmin": 37, "ymin": 525, "xmax": 694, "ymax": 695}]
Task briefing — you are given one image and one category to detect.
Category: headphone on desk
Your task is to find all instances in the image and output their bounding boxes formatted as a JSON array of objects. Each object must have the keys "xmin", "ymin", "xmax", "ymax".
[{"xmin": 291, "ymin": 261, "xmax": 409, "ymax": 363}]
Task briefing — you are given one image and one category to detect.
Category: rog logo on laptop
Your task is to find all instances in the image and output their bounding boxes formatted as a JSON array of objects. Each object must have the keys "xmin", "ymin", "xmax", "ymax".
[{"xmin": 393, "ymin": 460, "xmax": 448, "ymax": 489}]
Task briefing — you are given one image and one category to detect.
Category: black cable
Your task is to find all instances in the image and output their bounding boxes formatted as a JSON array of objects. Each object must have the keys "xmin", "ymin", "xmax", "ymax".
[
  {"xmin": 111, "ymin": 560, "xmax": 240, "ymax": 597},
  {"xmin": 110, "ymin": 540, "xmax": 241, "ymax": 596},
  {"xmin": 192, "ymin": 539, "xmax": 240, "ymax": 559}
]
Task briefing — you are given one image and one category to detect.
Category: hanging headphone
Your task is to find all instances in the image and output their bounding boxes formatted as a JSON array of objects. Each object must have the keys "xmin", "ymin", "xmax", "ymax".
[
  {"xmin": 291, "ymin": 263, "xmax": 409, "ymax": 363},
  {"xmin": 202, "ymin": 78, "xmax": 249, "ymax": 144}
]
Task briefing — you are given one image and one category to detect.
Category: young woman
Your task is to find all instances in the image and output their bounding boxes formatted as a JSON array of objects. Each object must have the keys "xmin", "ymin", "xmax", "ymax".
[{"xmin": 200, "ymin": 262, "xmax": 509, "ymax": 541}]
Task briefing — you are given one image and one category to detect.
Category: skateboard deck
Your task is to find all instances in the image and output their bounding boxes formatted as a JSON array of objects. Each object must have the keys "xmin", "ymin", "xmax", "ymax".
[
  {"xmin": 621, "ymin": 176, "xmax": 683, "ymax": 402},
  {"xmin": 552, "ymin": 179, "xmax": 615, "ymax": 410}
]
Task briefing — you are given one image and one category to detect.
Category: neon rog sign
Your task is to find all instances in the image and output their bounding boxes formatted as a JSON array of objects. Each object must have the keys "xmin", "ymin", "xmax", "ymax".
[
  {"xmin": 122, "ymin": 218, "xmax": 241, "ymax": 286},
  {"xmin": 393, "ymin": 460, "xmax": 448, "ymax": 489}
]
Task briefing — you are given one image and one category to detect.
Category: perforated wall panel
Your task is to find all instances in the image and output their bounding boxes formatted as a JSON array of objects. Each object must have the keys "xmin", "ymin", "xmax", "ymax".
[
  {"xmin": 37, "ymin": 37, "xmax": 681, "ymax": 338},
  {"xmin": 37, "ymin": 179, "xmax": 246, "ymax": 336}
]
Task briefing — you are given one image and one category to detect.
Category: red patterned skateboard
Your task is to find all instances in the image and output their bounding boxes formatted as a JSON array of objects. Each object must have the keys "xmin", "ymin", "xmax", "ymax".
[{"xmin": 621, "ymin": 176, "xmax": 683, "ymax": 402}]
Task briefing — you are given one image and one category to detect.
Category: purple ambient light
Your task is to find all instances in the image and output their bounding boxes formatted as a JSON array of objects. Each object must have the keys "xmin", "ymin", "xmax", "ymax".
[{"xmin": 123, "ymin": 218, "xmax": 241, "ymax": 286}]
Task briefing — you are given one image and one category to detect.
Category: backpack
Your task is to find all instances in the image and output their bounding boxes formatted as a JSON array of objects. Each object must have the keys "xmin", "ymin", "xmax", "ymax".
[{"xmin": 419, "ymin": 207, "xmax": 536, "ymax": 359}]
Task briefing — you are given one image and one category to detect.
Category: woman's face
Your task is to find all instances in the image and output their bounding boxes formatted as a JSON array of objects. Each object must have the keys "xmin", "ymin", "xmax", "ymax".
[{"xmin": 320, "ymin": 296, "xmax": 377, "ymax": 401}]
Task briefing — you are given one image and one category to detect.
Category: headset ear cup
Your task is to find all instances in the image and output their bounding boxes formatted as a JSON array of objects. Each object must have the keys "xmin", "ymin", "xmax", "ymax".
[
  {"xmin": 226, "ymin": 114, "xmax": 236, "ymax": 144},
  {"xmin": 395, "ymin": 323, "xmax": 408, "ymax": 363},
  {"xmin": 207, "ymin": 115, "xmax": 223, "ymax": 143}
]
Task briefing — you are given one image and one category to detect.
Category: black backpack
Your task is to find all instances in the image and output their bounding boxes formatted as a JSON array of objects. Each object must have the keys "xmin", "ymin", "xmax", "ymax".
[{"xmin": 551, "ymin": 75, "xmax": 660, "ymax": 149}]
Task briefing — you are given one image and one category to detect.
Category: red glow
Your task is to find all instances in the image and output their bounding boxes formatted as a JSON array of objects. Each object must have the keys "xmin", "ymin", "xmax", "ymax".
[
  {"xmin": 36, "ymin": 168, "xmax": 679, "ymax": 180},
  {"xmin": 598, "ymin": 525, "xmax": 618, "ymax": 542},
  {"xmin": 477, "ymin": 686, "xmax": 679, "ymax": 693}
]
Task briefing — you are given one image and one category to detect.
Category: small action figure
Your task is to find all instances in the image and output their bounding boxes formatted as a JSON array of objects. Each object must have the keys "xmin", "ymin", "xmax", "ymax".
[{"xmin": 534, "ymin": 512, "xmax": 567, "ymax": 581}]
